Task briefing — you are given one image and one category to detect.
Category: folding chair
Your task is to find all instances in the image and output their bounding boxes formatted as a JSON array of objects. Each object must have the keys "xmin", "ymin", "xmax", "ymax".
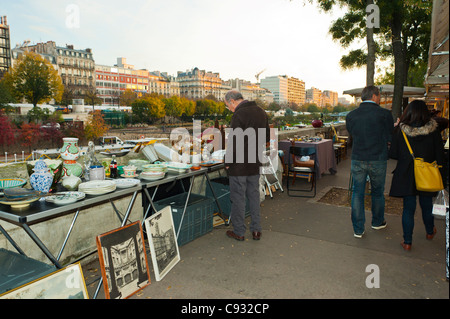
[
  {"xmin": 261, "ymin": 149, "xmax": 284, "ymax": 198},
  {"xmin": 286, "ymin": 146, "xmax": 317, "ymax": 197}
]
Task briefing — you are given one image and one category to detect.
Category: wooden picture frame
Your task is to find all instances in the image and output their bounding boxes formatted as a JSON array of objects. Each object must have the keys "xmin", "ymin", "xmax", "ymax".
[
  {"xmin": 144, "ymin": 205, "xmax": 180, "ymax": 281},
  {"xmin": 96, "ymin": 221, "xmax": 151, "ymax": 299},
  {"xmin": 0, "ymin": 263, "xmax": 88, "ymax": 299}
]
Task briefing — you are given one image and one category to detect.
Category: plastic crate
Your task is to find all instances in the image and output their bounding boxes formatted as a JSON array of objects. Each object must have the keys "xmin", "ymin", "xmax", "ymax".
[
  {"xmin": 0, "ymin": 248, "xmax": 57, "ymax": 294},
  {"xmin": 153, "ymin": 193, "xmax": 214, "ymax": 247},
  {"xmin": 205, "ymin": 178, "xmax": 250, "ymax": 220}
]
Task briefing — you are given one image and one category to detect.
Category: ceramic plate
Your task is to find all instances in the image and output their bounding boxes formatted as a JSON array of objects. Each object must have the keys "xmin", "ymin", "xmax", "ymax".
[
  {"xmin": 113, "ymin": 179, "xmax": 141, "ymax": 188},
  {"xmin": 0, "ymin": 197, "xmax": 40, "ymax": 210},
  {"xmin": 78, "ymin": 180, "xmax": 116, "ymax": 195},
  {"xmin": 120, "ymin": 174, "xmax": 139, "ymax": 178},
  {"xmin": 139, "ymin": 173, "xmax": 165, "ymax": 181},
  {"xmin": 46, "ymin": 191, "xmax": 86, "ymax": 205}
]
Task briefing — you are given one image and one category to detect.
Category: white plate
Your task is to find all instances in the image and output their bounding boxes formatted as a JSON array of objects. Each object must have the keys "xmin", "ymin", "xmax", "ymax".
[
  {"xmin": 78, "ymin": 181, "xmax": 116, "ymax": 195},
  {"xmin": 78, "ymin": 180, "xmax": 116, "ymax": 190},
  {"xmin": 120, "ymin": 174, "xmax": 139, "ymax": 178},
  {"xmin": 0, "ymin": 197, "xmax": 40, "ymax": 209},
  {"xmin": 113, "ymin": 179, "xmax": 141, "ymax": 188},
  {"xmin": 46, "ymin": 191, "xmax": 86, "ymax": 205},
  {"xmin": 140, "ymin": 173, "xmax": 165, "ymax": 181}
]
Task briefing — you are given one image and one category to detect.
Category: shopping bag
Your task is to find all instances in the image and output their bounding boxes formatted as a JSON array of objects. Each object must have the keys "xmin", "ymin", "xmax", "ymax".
[{"xmin": 432, "ymin": 189, "xmax": 449, "ymax": 218}]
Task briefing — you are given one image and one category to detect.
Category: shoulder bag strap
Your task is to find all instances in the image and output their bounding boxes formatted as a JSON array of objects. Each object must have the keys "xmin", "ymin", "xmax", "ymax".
[{"xmin": 401, "ymin": 130, "xmax": 415, "ymax": 159}]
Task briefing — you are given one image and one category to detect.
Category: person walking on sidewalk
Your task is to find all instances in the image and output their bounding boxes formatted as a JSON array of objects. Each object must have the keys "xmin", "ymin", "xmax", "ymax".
[
  {"xmin": 224, "ymin": 90, "xmax": 270, "ymax": 241},
  {"xmin": 388, "ymin": 100, "xmax": 445, "ymax": 251},
  {"xmin": 346, "ymin": 86, "xmax": 394, "ymax": 238}
]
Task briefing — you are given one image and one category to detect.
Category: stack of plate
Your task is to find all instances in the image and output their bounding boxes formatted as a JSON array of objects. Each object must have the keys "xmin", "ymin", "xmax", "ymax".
[
  {"xmin": 113, "ymin": 178, "xmax": 141, "ymax": 188},
  {"xmin": 78, "ymin": 180, "xmax": 116, "ymax": 195},
  {"xmin": 140, "ymin": 171, "xmax": 165, "ymax": 181}
]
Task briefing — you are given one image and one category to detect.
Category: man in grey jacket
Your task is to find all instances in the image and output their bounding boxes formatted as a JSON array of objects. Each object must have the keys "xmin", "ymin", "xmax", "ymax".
[
  {"xmin": 224, "ymin": 90, "xmax": 270, "ymax": 241},
  {"xmin": 346, "ymin": 86, "xmax": 394, "ymax": 238}
]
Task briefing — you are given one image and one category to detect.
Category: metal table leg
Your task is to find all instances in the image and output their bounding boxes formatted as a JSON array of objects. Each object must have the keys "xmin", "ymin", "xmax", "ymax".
[
  {"xmin": 0, "ymin": 223, "xmax": 26, "ymax": 256},
  {"xmin": 204, "ymin": 172, "xmax": 228, "ymax": 224},
  {"xmin": 93, "ymin": 190, "xmax": 138, "ymax": 299},
  {"xmin": 21, "ymin": 224, "xmax": 62, "ymax": 269}
]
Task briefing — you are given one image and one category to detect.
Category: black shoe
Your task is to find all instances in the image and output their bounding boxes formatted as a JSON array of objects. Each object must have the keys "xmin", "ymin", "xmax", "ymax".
[
  {"xmin": 372, "ymin": 221, "xmax": 387, "ymax": 230},
  {"xmin": 252, "ymin": 231, "xmax": 261, "ymax": 240},
  {"xmin": 226, "ymin": 230, "xmax": 244, "ymax": 241}
]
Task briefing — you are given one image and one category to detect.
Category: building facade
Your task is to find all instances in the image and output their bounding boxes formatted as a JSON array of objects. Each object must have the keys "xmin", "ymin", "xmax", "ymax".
[
  {"xmin": 306, "ymin": 87, "xmax": 323, "ymax": 106},
  {"xmin": 287, "ymin": 76, "xmax": 305, "ymax": 106},
  {"xmin": 260, "ymin": 75, "xmax": 289, "ymax": 105},
  {"xmin": 0, "ymin": 15, "xmax": 11, "ymax": 79},
  {"xmin": 177, "ymin": 67, "xmax": 230, "ymax": 101},
  {"xmin": 322, "ymin": 90, "xmax": 339, "ymax": 107},
  {"xmin": 12, "ymin": 41, "xmax": 95, "ymax": 98}
]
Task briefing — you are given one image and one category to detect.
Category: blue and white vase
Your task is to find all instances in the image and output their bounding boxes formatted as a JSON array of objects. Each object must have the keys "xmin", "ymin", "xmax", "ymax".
[{"xmin": 30, "ymin": 159, "xmax": 53, "ymax": 194}]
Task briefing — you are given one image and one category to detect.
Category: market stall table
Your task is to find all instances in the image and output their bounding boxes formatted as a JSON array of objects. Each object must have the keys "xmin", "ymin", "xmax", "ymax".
[{"xmin": 278, "ymin": 139, "xmax": 337, "ymax": 179}]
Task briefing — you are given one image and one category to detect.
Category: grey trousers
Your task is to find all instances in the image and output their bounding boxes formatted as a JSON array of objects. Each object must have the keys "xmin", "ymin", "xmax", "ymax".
[{"xmin": 229, "ymin": 175, "xmax": 261, "ymax": 237}]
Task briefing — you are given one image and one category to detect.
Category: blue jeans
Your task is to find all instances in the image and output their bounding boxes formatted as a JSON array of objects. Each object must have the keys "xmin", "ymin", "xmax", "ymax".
[
  {"xmin": 402, "ymin": 195, "xmax": 434, "ymax": 244},
  {"xmin": 351, "ymin": 160, "xmax": 387, "ymax": 234}
]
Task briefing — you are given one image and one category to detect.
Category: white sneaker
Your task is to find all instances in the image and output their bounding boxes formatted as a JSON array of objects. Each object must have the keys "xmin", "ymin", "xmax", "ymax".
[{"xmin": 354, "ymin": 231, "xmax": 365, "ymax": 238}]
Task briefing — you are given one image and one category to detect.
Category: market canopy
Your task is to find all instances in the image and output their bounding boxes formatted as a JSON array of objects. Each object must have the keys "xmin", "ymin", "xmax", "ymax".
[
  {"xmin": 343, "ymin": 84, "xmax": 426, "ymax": 98},
  {"xmin": 425, "ymin": 0, "xmax": 449, "ymax": 98}
]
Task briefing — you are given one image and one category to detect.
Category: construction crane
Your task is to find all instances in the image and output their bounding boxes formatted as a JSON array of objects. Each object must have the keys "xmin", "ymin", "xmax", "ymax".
[{"xmin": 255, "ymin": 68, "xmax": 266, "ymax": 83}]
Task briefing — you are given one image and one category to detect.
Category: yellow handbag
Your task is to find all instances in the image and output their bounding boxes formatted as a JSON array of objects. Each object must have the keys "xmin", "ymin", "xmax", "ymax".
[{"xmin": 402, "ymin": 130, "xmax": 443, "ymax": 192}]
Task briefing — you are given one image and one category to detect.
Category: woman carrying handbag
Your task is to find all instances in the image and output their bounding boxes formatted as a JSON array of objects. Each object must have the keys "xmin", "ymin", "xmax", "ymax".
[{"xmin": 389, "ymin": 100, "xmax": 445, "ymax": 251}]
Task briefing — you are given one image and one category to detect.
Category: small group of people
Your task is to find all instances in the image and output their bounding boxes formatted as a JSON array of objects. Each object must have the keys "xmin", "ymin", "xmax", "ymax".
[
  {"xmin": 223, "ymin": 87, "xmax": 446, "ymax": 252},
  {"xmin": 346, "ymin": 86, "xmax": 446, "ymax": 250}
]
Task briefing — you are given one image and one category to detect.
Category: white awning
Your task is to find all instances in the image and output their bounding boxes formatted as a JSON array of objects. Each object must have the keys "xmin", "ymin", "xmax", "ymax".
[
  {"xmin": 425, "ymin": 0, "xmax": 449, "ymax": 98},
  {"xmin": 343, "ymin": 84, "xmax": 426, "ymax": 97}
]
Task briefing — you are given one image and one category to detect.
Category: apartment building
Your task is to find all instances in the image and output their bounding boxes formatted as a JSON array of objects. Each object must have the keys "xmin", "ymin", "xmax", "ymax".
[
  {"xmin": 0, "ymin": 15, "xmax": 11, "ymax": 79},
  {"xmin": 177, "ymin": 67, "xmax": 230, "ymax": 101},
  {"xmin": 322, "ymin": 90, "xmax": 339, "ymax": 107},
  {"xmin": 306, "ymin": 87, "xmax": 323, "ymax": 106},
  {"xmin": 287, "ymin": 76, "xmax": 305, "ymax": 106},
  {"xmin": 226, "ymin": 78, "xmax": 274, "ymax": 104},
  {"xmin": 95, "ymin": 58, "xmax": 150, "ymax": 106},
  {"xmin": 149, "ymin": 71, "xmax": 180, "ymax": 97},
  {"xmin": 260, "ymin": 75, "xmax": 288, "ymax": 105},
  {"xmin": 12, "ymin": 41, "xmax": 95, "ymax": 98}
]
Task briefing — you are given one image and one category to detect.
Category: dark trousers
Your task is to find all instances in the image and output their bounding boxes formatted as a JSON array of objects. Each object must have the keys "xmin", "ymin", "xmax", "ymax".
[{"xmin": 229, "ymin": 175, "xmax": 261, "ymax": 237}]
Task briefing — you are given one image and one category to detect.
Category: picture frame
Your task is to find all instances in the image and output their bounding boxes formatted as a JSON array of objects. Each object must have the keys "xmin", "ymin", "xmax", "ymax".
[
  {"xmin": 0, "ymin": 263, "xmax": 88, "ymax": 299},
  {"xmin": 96, "ymin": 221, "xmax": 151, "ymax": 299},
  {"xmin": 144, "ymin": 205, "xmax": 180, "ymax": 281}
]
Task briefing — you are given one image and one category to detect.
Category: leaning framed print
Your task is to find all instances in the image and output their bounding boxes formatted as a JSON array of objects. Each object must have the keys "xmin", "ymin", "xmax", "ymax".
[
  {"xmin": 144, "ymin": 205, "xmax": 180, "ymax": 281},
  {"xmin": 0, "ymin": 263, "xmax": 88, "ymax": 299},
  {"xmin": 96, "ymin": 221, "xmax": 151, "ymax": 299}
]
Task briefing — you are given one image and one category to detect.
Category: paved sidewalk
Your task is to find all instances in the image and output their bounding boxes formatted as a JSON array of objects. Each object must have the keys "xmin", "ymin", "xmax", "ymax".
[{"xmin": 82, "ymin": 155, "xmax": 449, "ymax": 300}]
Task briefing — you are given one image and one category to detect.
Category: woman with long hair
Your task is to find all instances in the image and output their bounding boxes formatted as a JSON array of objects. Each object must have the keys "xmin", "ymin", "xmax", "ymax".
[{"xmin": 389, "ymin": 100, "xmax": 445, "ymax": 251}]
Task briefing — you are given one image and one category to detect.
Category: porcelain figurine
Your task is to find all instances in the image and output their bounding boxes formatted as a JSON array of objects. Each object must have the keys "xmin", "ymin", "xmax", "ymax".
[
  {"xmin": 60, "ymin": 137, "xmax": 83, "ymax": 177},
  {"xmin": 29, "ymin": 159, "xmax": 53, "ymax": 194}
]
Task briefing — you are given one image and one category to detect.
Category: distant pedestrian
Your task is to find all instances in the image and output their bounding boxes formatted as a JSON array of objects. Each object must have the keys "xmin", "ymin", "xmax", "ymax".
[
  {"xmin": 224, "ymin": 90, "xmax": 270, "ymax": 241},
  {"xmin": 346, "ymin": 86, "xmax": 394, "ymax": 238},
  {"xmin": 389, "ymin": 100, "xmax": 445, "ymax": 251}
]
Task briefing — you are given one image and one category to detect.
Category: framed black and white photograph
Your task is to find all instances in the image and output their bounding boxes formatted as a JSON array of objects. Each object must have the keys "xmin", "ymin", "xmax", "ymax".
[
  {"xmin": 144, "ymin": 205, "xmax": 180, "ymax": 281},
  {"xmin": 96, "ymin": 221, "xmax": 151, "ymax": 299}
]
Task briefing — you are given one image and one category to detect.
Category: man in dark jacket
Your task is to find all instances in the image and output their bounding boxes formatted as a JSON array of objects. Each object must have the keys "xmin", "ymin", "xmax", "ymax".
[
  {"xmin": 224, "ymin": 90, "xmax": 270, "ymax": 241},
  {"xmin": 346, "ymin": 86, "xmax": 394, "ymax": 238}
]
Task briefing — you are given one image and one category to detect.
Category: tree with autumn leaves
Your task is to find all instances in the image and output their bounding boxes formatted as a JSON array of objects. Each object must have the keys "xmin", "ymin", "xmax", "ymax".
[
  {"xmin": 2, "ymin": 52, "xmax": 64, "ymax": 108},
  {"xmin": 84, "ymin": 110, "xmax": 109, "ymax": 141}
]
